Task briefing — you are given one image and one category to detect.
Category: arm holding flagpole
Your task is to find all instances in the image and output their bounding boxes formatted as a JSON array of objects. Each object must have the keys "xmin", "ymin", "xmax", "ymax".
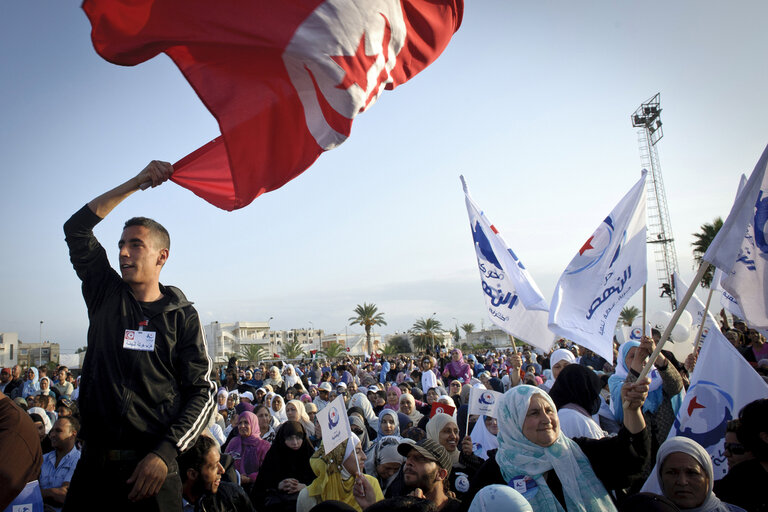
[{"xmin": 87, "ymin": 160, "xmax": 173, "ymax": 218}]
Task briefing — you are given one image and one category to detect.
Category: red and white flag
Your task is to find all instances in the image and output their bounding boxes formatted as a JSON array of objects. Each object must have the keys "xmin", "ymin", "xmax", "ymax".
[{"xmin": 83, "ymin": 0, "xmax": 463, "ymax": 210}]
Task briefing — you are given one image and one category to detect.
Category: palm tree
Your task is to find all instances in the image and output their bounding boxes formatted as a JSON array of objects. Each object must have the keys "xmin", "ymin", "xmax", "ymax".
[
  {"xmin": 460, "ymin": 323, "xmax": 475, "ymax": 339},
  {"xmin": 619, "ymin": 306, "xmax": 640, "ymax": 327},
  {"xmin": 280, "ymin": 339, "xmax": 305, "ymax": 359},
  {"xmin": 320, "ymin": 342, "xmax": 347, "ymax": 359},
  {"xmin": 381, "ymin": 335, "xmax": 411, "ymax": 355},
  {"xmin": 411, "ymin": 317, "xmax": 443, "ymax": 352},
  {"xmin": 349, "ymin": 303, "xmax": 387, "ymax": 355},
  {"xmin": 239, "ymin": 344, "xmax": 267, "ymax": 365},
  {"xmin": 692, "ymin": 217, "xmax": 723, "ymax": 288}
]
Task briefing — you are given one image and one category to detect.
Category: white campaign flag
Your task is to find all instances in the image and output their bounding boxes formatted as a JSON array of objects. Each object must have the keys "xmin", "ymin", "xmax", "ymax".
[
  {"xmin": 468, "ymin": 386, "xmax": 503, "ymax": 418},
  {"xmin": 549, "ymin": 170, "xmax": 648, "ymax": 362},
  {"xmin": 316, "ymin": 395, "xmax": 351, "ymax": 453},
  {"xmin": 673, "ymin": 272, "xmax": 719, "ymax": 346},
  {"xmin": 714, "ymin": 268, "xmax": 745, "ymax": 321},
  {"xmin": 703, "ymin": 144, "xmax": 768, "ymax": 328},
  {"xmin": 641, "ymin": 328, "xmax": 768, "ymax": 486},
  {"xmin": 461, "ymin": 176, "xmax": 555, "ymax": 352}
]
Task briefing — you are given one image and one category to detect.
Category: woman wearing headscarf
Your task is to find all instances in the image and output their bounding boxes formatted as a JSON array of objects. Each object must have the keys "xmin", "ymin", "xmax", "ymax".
[
  {"xmin": 21, "ymin": 367, "xmax": 40, "ymax": 398},
  {"xmin": 296, "ymin": 436, "xmax": 384, "ymax": 512},
  {"xmin": 255, "ymin": 404, "xmax": 277, "ymax": 443},
  {"xmin": 349, "ymin": 415, "xmax": 373, "ymax": 455},
  {"xmin": 28, "ymin": 407, "xmax": 53, "ymax": 453},
  {"xmin": 286, "ymin": 399, "xmax": 315, "ymax": 437},
  {"xmin": 376, "ymin": 409, "xmax": 401, "ymax": 439},
  {"xmin": 38, "ymin": 377, "xmax": 59, "ymax": 400},
  {"xmin": 641, "ymin": 436, "xmax": 741, "ymax": 512},
  {"xmin": 251, "ymin": 420, "xmax": 316, "ymax": 512},
  {"xmin": 399, "ymin": 393, "xmax": 423, "ymax": 425},
  {"xmin": 379, "ymin": 361, "xmax": 391, "ymax": 384},
  {"xmin": 467, "ymin": 415, "xmax": 499, "ymax": 460},
  {"xmin": 549, "ymin": 364, "xmax": 606, "ymax": 440},
  {"xmin": 283, "ymin": 364, "xmax": 301, "ymax": 389},
  {"xmin": 265, "ymin": 366, "xmax": 286, "ymax": 396},
  {"xmin": 225, "ymin": 410, "xmax": 272, "ymax": 487},
  {"xmin": 364, "ymin": 436, "xmax": 410, "ymax": 496},
  {"xmin": 271, "ymin": 394, "xmax": 288, "ymax": 424},
  {"xmin": 442, "ymin": 349, "xmax": 472, "ymax": 384},
  {"xmin": 348, "ymin": 392, "xmax": 379, "ymax": 431},
  {"xmin": 383, "ymin": 385, "xmax": 401, "ymax": 411},
  {"xmin": 609, "ymin": 338, "xmax": 684, "ymax": 449},
  {"xmin": 426, "ymin": 413, "xmax": 471, "ymax": 499},
  {"xmin": 541, "ymin": 348, "xmax": 577, "ymax": 393},
  {"xmin": 466, "ymin": 383, "xmax": 651, "ymax": 511}
]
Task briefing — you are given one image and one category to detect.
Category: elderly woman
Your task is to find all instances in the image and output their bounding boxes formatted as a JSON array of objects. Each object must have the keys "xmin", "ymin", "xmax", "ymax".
[
  {"xmin": 541, "ymin": 348, "xmax": 577, "ymax": 393},
  {"xmin": 443, "ymin": 349, "xmax": 472, "ymax": 384},
  {"xmin": 255, "ymin": 404, "xmax": 277, "ymax": 443},
  {"xmin": 224, "ymin": 410, "xmax": 272, "ymax": 487},
  {"xmin": 271, "ymin": 394, "xmax": 288, "ymax": 424},
  {"xmin": 265, "ymin": 366, "xmax": 286, "ymax": 396},
  {"xmin": 466, "ymin": 382, "xmax": 651, "ymax": 511},
  {"xmin": 296, "ymin": 436, "xmax": 384, "ymax": 512},
  {"xmin": 642, "ymin": 436, "xmax": 742, "ymax": 512},
  {"xmin": 399, "ymin": 393, "xmax": 423, "ymax": 425},
  {"xmin": 609, "ymin": 338, "xmax": 684, "ymax": 448}
]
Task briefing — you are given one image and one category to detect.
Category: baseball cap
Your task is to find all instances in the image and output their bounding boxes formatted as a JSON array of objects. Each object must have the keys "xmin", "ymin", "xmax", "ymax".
[
  {"xmin": 319, "ymin": 382, "xmax": 332, "ymax": 392},
  {"xmin": 336, "ymin": 382, "xmax": 347, "ymax": 389},
  {"xmin": 397, "ymin": 438, "xmax": 452, "ymax": 471}
]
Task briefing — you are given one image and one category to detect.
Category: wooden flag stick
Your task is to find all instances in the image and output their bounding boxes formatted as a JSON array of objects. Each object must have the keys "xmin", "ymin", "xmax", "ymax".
[
  {"xmin": 692, "ymin": 286, "xmax": 716, "ymax": 354},
  {"xmin": 508, "ymin": 335, "xmax": 517, "ymax": 351},
  {"xmin": 638, "ymin": 262, "xmax": 711, "ymax": 381},
  {"xmin": 642, "ymin": 285, "xmax": 647, "ymax": 339}
]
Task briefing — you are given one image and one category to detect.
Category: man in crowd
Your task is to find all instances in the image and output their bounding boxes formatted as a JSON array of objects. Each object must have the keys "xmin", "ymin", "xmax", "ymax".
[
  {"xmin": 53, "ymin": 366, "xmax": 74, "ymax": 397},
  {"xmin": 4, "ymin": 365, "xmax": 23, "ymax": 397},
  {"xmin": 0, "ymin": 367, "xmax": 11, "ymax": 393},
  {"xmin": 314, "ymin": 381, "xmax": 332, "ymax": 410},
  {"xmin": 178, "ymin": 435, "xmax": 255, "ymax": 512},
  {"xmin": 40, "ymin": 416, "xmax": 81, "ymax": 511},
  {"xmin": 0, "ymin": 389, "xmax": 43, "ymax": 509},
  {"xmin": 63, "ymin": 160, "xmax": 216, "ymax": 510},
  {"xmin": 398, "ymin": 439, "xmax": 461, "ymax": 512}
]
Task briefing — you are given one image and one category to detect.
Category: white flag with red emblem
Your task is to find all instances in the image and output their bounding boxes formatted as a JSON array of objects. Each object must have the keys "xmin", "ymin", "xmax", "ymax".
[
  {"xmin": 461, "ymin": 176, "xmax": 555, "ymax": 352},
  {"xmin": 704, "ymin": 144, "xmax": 768, "ymax": 329},
  {"xmin": 641, "ymin": 327, "xmax": 768, "ymax": 485},
  {"xmin": 316, "ymin": 395, "xmax": 351, "ymax": 453},
  {"xmin": 549, "ymin": 171, "xmax": 648, "ymax": 363}
]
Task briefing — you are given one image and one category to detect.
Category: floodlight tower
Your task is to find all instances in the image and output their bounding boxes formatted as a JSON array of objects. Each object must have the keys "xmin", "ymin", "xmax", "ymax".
[{"xmin": 631, "ymin": 93, "xmax": 679, "ymax": 309}]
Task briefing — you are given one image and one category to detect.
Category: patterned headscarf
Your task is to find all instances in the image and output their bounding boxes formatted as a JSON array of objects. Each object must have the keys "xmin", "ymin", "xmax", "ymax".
[{"xmin": 495, "ymin": 385, "xmax": 617, "ymax": 512}]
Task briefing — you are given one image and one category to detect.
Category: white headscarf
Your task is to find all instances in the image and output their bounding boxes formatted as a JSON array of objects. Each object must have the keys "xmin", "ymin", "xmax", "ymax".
[
  {"xmin": 541, "ymin": 349, "xmax": 576, "ymax": 392},
  {"xmin": 470, "ymin": 415, "xmax": 498, "ymax": 460},
  {"xmin": 287, "ymin": 399, "xmax": 315, "ymax": 436},
  {"xmin": 641, "ymin": 436, "xmax": 732, "ymax": 512},
  {"xmin": 348, "ymin": 392, "xmax": 379, "ymax": 429},
  {"xmin": 399, "ymin": 393, "xmax": 423, "ymax": 425},
  {"xmin": 468, "ymin": 484, "xmax": 533, "ymax": 512},
  {"xmin": 28, "ymin": 406, "xmax": 52, "ymax": 434},
  {"xmin": 283, "ymin": 364, "xmax": 300, "ymax": 388},
  {"xmin": 426, "ymin": 413, "xmax": 460, "ymax": 467},
  {"xmin": 271, "ymin": 394, "xmax": 288, "ymax": 423}
]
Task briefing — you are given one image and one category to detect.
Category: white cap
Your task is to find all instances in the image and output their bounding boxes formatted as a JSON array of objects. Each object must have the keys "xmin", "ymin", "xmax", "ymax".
[
  {"xmin": 319, "ymin": 382, "xmax": 333, "ymax": 392},
  {"xmin": 336, "ymin": 382, "xmax": 347, "ymax": 389},
  {"xmin": 241, "ymin": 391, "xmax": 254, "ymax": 401}
]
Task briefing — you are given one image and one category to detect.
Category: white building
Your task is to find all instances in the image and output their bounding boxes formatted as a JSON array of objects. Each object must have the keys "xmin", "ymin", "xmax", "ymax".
[
  {"xmin": 204, "ymin": 321, "xmax": 324, "ymax": 363},
  {"xmin": 0, "ymin": 332, "xmax": 18, "ymax": 368},
  {"xmin": 320, "ymin": 332, "xmax": 381, "ymax": 356},
  {"xmin": 467, "ymin": 328, "xmax": 513, "ymax": 348}
]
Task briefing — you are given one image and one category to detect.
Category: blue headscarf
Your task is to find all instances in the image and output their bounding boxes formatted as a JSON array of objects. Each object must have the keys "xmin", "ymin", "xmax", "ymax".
[
  {"xmin": 379, "ymin": 361, "xmax": 391, "ymax": 384},
  {"xmin": 377, "ymin": 408, "xmax": 401, "ymax": 438},
  {"xmin": 21, "ymin": 367, "xmax": 40, "ymax": 398},
  {"xmin": 608, "ymin": 341, "xmax": 684, "ymax": 422}
]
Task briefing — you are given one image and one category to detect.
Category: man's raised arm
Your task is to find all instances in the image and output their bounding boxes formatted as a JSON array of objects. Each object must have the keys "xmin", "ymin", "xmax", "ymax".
[{"xmin": 88, "ymin": 160, "xmax": 173, "ymax": 218}]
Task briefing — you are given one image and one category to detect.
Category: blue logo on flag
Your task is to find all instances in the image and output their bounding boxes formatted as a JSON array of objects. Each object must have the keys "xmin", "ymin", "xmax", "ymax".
[
  {"xmin": 754, "ymin": 190, "xmax": 768, "ymax": 254},
  {"xmin": 673, "ymin": 380, "xmax": 733, "ymax": 450},
  {"xmin": 328, "ymin": 407, "xmax": 340, "ymax": 429},
  {"xmin": 472, "ymin": 221, "xmax": 502, "ymax": 270},
  {"xmin": 566, "ymin": 216, "xmax": 615, "ymax": 275},
  {"xmin": 479, "ymin": 392, "xmax": 495, "ymax": 405}
]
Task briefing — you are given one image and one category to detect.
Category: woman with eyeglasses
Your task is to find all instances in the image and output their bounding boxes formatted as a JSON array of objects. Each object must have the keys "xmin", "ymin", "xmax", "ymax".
[{"xmin": 251, "ymin": 420, "xmax": 315, "ymax": 512}]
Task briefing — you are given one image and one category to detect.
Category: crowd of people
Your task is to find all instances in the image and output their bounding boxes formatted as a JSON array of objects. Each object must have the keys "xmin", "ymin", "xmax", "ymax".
[
  {"xmin": 3, "ymin": 163, "xmax": 766, "ymax": 511},
  {"xmin": 2, "ymin": 333, "xmax": 766, "ymax": 511}
]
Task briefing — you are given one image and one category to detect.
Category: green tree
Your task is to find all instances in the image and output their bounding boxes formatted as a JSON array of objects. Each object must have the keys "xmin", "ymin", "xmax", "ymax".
[
  {"xmin": 349, "ymin": 303, "xmax": 387, "ymax": 355},
  {"xmin": 619, "ymin": 306, "xmax": 640, "ymax": 327},
  {"xmin": 411, "ymin": 317, "xmax": 443, "ymax": 352},
  {"xmin": 692, "ymin": 217, "xmax": 723, "ymax": 288},
  {"xmin": 320, "ymin": 342, "xmax": 347, "ymax": 359},
  {"xmin": 460, "ymin": 323, "xmax": 475, "ymax": 339},
  {"xmin": 75, "ymin": 346, "xmax": 87, "ymax": 354},
  {"xmin": 281, "ymin": 340, "xmax": 306, "ymax": 359},
  {"xmin": 381, "ymin": 335, "xmax": 411, "ymax": 355},
  {"xmin": 239, "ymin": 344, "xmax": 267, "ymax": 365}
]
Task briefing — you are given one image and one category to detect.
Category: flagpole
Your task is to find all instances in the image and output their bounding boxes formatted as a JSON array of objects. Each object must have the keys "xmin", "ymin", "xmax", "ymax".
[
  {"xmin": 508, "ymin": 335, "xmax": 517, "ymax": 351},
  {"xmin": 638, "ymin": 262, "xmax": 711, "ymax": 381},
  {"xmin": 692, "ymin": 286, "xmax": 716, "ymax": 354},
  {"xmin": 642, "ymin": 285, "xmax": 647, "ymax": 339}
]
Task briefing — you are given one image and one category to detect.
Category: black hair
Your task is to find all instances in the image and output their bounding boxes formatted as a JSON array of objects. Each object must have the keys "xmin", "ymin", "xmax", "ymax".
[
  {"xmin": 737, "ymin": 398, "xmax": 768, "ymax": 461},
  {"xmin": 365, "ymin": 497, "xmax": 437, "ymax": 512},
  {"xmin": 57, "ymin": 415, "xmax": 80, "ymax": 433},
  {"xmin": 124, "ymin": 217, "xmax": 170, "ymax": 250},
  {"xmin": 178, "ymin": 435, "xmax": 218, "ymax": 480}
]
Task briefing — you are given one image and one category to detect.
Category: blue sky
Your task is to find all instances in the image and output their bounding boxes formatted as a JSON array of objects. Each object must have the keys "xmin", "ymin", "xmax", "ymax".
[{"xmin": 2, "ymin": 1, "xmax": 767, "ymax": 354}]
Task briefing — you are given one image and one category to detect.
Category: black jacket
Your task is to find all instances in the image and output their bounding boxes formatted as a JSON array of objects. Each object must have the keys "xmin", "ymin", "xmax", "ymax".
[
  {"xmin": 64, "ymin": 205, "xmax": 216, "ymax": 466},
  {"xmin": 190, "ymin": 481, "xmax": 255, "ymax": 512}
]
